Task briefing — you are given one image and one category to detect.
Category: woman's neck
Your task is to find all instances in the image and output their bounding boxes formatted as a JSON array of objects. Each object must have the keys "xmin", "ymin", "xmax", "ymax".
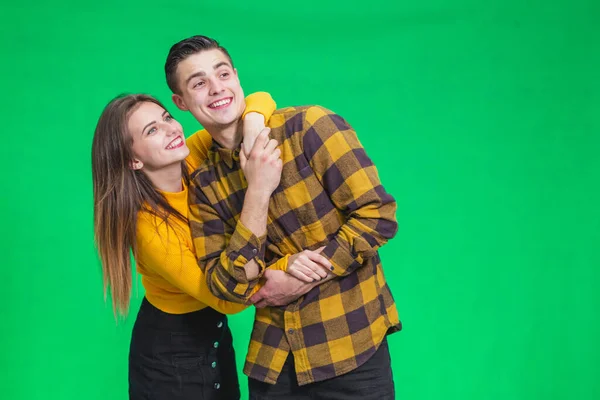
[{"xmin": 144, "ymin": 162, "xmax": 184, "ymax": 193}]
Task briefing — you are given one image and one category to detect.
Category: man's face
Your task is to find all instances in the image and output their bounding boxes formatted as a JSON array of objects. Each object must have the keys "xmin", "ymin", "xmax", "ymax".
[{"xmin": 172, "ymin": 49, "xmax": 245, "ymax": 131}]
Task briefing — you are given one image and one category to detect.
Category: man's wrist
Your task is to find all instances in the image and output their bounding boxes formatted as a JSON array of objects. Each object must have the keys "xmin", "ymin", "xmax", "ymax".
[{"xmin": 246, "ymin": 185, "xmax": 272, "ymax": 204}]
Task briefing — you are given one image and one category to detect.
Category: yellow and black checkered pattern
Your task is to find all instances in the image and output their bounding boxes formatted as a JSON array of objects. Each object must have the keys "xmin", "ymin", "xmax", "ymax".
[{"xmin": 189, "ymin": 105, "xmax": 401, "ymax": 385}]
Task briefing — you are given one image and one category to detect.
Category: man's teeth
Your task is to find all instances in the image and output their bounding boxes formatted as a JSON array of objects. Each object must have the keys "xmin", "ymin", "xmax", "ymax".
[
  {"xmin": 210, "ymin": 98, "xmax": 231, "ymax": 108},
  {"xmin": 166, "ymin": 137, "xmax": 182, "ymax": 149}
]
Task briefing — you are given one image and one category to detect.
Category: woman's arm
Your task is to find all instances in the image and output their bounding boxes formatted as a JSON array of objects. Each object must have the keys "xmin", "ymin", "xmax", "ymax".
[
  {"xmin": 186, "ymin": 92, "xmax": 277, "ymax": 169},
  {"xmin": 135, "ymin": 214, "xmax": 252, "ymax": 315}
]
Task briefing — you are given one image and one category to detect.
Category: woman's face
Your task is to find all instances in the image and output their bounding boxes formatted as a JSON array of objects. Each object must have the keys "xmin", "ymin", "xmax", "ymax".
[{"xmin": 128, "ymin": 102, "xmax": 189, "ymax": 171}]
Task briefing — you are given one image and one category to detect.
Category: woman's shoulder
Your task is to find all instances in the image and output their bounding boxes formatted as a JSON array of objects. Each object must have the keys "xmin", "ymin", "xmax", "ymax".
[{"xmin": 185, "ymin": 129, "xmax": 213, "ymax": 171}]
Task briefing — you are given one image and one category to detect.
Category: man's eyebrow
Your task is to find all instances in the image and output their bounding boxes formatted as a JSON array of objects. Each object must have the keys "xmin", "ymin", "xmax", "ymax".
[
  {"xmin": 214, "ymin": 61, "xmax": 231, "ymax": 70},
  {"xmin": 184, "ymin": 61, "xmax": 232, "ymax": 86},
  {"xmin": 185, "ymin": 71, "xmax": 206, "ymax": 86}
]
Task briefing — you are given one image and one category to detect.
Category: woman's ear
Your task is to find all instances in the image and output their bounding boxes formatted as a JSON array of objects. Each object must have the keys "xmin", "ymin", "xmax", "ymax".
[{"xmin": 129, "ymin": 159, "xmax": 143, "ymax": 170}]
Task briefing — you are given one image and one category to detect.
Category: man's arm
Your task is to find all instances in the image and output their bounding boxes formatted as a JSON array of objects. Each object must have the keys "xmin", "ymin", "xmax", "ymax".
[
  {"xmin": 189, "ymin": 130, "xmax": 282, "ymax": 303},
  {"xmin": 248, "ymin": 248, "xmax": 334, "ymax": 308},
  {"xmin": 249, "ymin": 106, "xmax": 397, "ymax": 307},
  {"xmin": 135, "ymin": 213, "xmax": 248, "ymax": 315},
  {"xmin": 302, "ymin": 106, "xmax": 398, "ymax": 277},
  {"xmin": 248, "ymin": 269, "xmax": 335, "ymax": 309},
  {"xmin": 186, "ymin": 91, "xmax": 276, "ymax": 170}
]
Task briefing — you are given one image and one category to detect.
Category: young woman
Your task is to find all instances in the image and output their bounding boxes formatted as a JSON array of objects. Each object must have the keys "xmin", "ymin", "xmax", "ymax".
[{"xmin": 91, "ymin": 92, "xmax": 276, "ymax": 399}]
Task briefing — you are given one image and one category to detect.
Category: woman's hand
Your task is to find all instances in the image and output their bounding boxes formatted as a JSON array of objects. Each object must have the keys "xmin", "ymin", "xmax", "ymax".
[{"xmin": 286, "ymin": 247, "xmax": 330, "ymax": 282}]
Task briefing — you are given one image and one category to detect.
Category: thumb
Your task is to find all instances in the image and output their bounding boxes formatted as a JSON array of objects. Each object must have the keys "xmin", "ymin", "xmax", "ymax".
[
  {"xmin": 315, "ymin": 246, "xmax": 326, "ymax": 253},
  {"xmin": 239, "ymin": 147, "xmax": 247, "ymax": 169},
  {"xmin": 263, "ymin": 269, "xmax": 275, "ymax": 279},
  {"xmin": 251, "ymin": 128, "xmax": 270, "ymax": 155},
  {"xmin": 248, "ymin": 290, "xmax": 264, "ymax": 305}
]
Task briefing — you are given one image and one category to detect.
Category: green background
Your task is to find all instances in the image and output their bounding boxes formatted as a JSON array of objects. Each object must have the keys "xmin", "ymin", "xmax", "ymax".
[{"xmin": 1, "ymin": 0, "xmax": 599, "ymax": 399}]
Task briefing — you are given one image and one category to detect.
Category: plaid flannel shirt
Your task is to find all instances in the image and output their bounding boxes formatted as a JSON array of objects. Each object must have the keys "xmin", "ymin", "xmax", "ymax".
[{"xmin": 189, "ymin": 105, "xmax": 401, "ymax": 385}]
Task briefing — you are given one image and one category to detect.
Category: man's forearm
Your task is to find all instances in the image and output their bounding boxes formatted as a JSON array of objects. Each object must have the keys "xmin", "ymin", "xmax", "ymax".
[{"xmin": 238, "ymin": 187, "xmax": 271, "ymax": 280}]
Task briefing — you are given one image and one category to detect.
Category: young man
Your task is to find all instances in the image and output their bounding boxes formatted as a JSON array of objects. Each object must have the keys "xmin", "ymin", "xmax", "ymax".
[{"xmin": 166, "ymin": 35, "xmax": 401, "ymax": 399}]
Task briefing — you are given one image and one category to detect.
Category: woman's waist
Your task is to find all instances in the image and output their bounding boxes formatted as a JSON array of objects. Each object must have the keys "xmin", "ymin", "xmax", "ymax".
[{"xmin": 134, "ymin": 296, "xmax": 227, "ymax": 333}]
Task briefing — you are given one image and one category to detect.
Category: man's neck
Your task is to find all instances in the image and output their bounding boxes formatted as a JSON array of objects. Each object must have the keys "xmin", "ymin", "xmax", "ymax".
[
  {"xmin": 208, "ymin": 119, "xmax": 243, "ymax": 150},
  {"xmin": 144, "ymin": 162, "xmax": 184, "ymax": 193}
]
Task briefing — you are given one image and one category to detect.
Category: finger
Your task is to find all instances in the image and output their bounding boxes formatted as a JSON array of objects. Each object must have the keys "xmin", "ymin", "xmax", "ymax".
[
  {"xmin": 269, "ymin": 156, "xmax": 283, "ymax": 170},
  {"xmin": 307, "ymin": 251, "xmax": 333, "ymax": 273},
  {"xmin": 241, "ymin": 140, "xmax": 252, "ymax": 159},
  {"xmin": 270, "ymin": 148, "xmax": 282, "ymax": 161},
  {"xmin": 262, "ymin": 269, "xmax": 274, "ymax": 278},
  {"xmin": 242, "ymin": 121, "xmax": 261, "ymax": 156},
  {"xmin": 254, "ymin": 299, "xmax": 269, "ymax": 309},
  {"xmin": 239, "ymin": 147, "xmax": 247, "ymax": 169},
  {"xmin": 302, "ymin": 259, "xmax": 328, "ymax": 279},
  {"xmin": 250, "ymin": 128, "xmax": 270, "ymax": 158},
  {"xmin": 274, "ymin": 158, "xmax": 283, "ymax": 170},
  {"xmin": 301, "ymin": 263, "xmax": 324, "ymax": 281},
  {"xmin": 263, "ymin": 138, "xmax": 279, "ymax": 155},
  {"xmin": 314, "ymin": 246, "xmax": 326, "ymax": 253},
  {"xmin": 263, "ymin": 269, "xmax": 275, "ymax": 279},
  {"xmin": 288, "ymin": 268, "xmax": 314, "ymax": 283},
  {"xmin": 248, "ymin": 290, "xmax": 264, "ymax": 305},
  {"xmin": 306, "ymin": 251, "xmax": 332, "ymax": 271}
]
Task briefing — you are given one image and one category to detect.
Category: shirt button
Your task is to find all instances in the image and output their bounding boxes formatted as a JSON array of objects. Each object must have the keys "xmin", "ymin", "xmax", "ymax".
[
  {"xmin": 330, "ymin": 265, "xmax": 334, "ymax": 271},
  {"xmin": 252, "ymin": 248, "xmax": 258, "ymax": 255},
  {"xmin": 213, "ymin": 341, "xmax": 219, "ymax": 349},
  {"xmin": 217, "ymin": 321, "xmax": 223, "ymax": 328},
  {"xmin": 211, "ymin": 361, "xmax": 217, "ymax": 368},
  {"xmin": 288, "ymin": 329, "xmax": 294, "ymax": 334},
  {"xmin": 214, "ymin": 382, "xmax": 221, "ymax": 390}
]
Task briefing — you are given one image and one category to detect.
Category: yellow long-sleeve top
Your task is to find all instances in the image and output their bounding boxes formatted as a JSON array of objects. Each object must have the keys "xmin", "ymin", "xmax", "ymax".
[{"xmin": 135, "ymin": 92, "xmax": 277, "ymax": 314}]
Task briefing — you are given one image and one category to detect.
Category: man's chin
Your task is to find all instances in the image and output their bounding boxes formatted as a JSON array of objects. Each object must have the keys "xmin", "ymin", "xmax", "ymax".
[
  {"xmin": 210, "ymin": 111, "xmax": 243, "ymax": 127},
  {"xmin": 196, "ymin": 108, "xmax": 243, "ymax": 130}
]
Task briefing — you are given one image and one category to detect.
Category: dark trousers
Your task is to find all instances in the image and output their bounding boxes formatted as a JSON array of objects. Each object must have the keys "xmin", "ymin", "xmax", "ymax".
[
  {"xmin": 129, "ymin": 298, "xmax": 240, "ymax": 400},
  {"xmin": 249, "ymin": 337, "xmax": 394, "ymax": 400}
]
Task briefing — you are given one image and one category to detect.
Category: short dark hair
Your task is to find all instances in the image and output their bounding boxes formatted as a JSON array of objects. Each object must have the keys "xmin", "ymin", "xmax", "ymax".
[{"xmin": 165, "ymin": 35, "xmax": 234, "ymax": 94}]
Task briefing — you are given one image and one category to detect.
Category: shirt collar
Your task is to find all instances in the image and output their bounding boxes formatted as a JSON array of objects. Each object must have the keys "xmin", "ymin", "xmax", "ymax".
[{"xmin": 211, "ymin": 139, "xmax": 240, "ymax": 169}]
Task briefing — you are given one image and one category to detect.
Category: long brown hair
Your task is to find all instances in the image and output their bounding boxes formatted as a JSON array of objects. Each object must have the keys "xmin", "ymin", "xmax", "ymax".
[{"xmin": 91, "ymin": 94, "xmax": 189, "ymax": 317}]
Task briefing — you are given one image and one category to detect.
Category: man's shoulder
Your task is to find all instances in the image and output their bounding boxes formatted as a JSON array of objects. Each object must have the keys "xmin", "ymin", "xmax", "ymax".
[
  {"xmin": 270, "ymin": 105, "xmax": 333, "ymax": 120},
  {"xmin": 268, "ymin": 105, "xmax": 337, "ymax": 139}
]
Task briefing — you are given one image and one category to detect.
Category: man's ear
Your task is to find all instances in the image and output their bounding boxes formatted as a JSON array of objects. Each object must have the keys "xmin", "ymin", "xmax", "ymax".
[
  {"xmin": 172, "ymin": 93, "xmax": 189, "ymax": 111},
  {"xmin": 129, "ymin": 159, "xmax": 143, "ymax": 170}
]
